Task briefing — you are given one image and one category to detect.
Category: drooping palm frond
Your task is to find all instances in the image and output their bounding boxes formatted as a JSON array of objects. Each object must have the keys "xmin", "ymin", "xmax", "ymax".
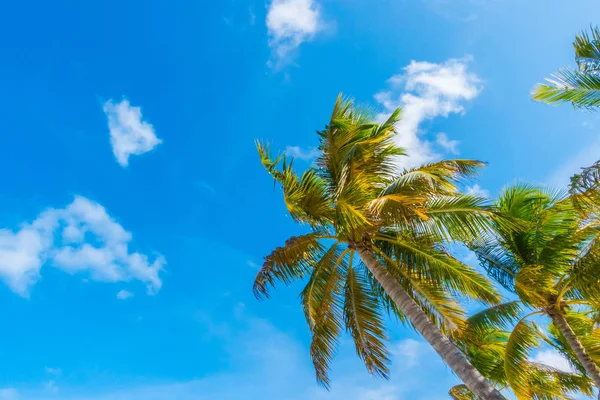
[
  {"xmin": 504, "ymin": 319, "xmax": 543, "ymax": 399},
  {"xmin": 375, "ymin": 230, "xmax": 501, "ymax": 305},
  {"xmin": 253, "ymin": 233, "xmax": 326, "ymax": 299},
  {"xmin": 343, "ymin": 259, "xmax": 390, "ymax": 378}
]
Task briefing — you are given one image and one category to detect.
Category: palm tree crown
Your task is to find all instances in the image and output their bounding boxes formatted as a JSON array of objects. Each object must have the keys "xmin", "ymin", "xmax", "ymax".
[
  {"xmin": 254, "ymin": 95, "xmax": 505, "ymax": 388},
  {"xmin": 473, "ymin": 184, "xmax": 600, "ymax": 397}
]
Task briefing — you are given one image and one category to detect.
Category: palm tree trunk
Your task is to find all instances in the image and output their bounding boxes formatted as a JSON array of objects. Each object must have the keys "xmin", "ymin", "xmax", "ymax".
[
  {"xmin": 548, "ymin": 309, "xmax": 600, "ymax": 398},
  {"xmin": 356, "ymin": 247, "xmax": 506, "ymax": 400}
]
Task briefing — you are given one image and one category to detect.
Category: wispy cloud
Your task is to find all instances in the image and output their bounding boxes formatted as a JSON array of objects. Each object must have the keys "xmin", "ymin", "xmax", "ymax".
[
  {"xmin": 0, "ymin": 317, "xmax": 455, "ymax": 400},
  {"xmin": 375, "ymin": 57, "xmax": 482, "ymax": 169},
  {"xmin": 531, "ymin": 349, "xmax": 574, "ymax": 373},
  {"xmin": 0, "ymin": 389, "xmax": 18, "ymax": 400},
  {"xmin": 103, "ymin": 99, "xmax": 162, "ymax": 167},
  {"xmin": 391, "ymin": 338, "xmax": 423, "ymax": 367},
  {"xmin": 436, "ymin": 132, "xmax": 459, "ymax": 154},
  {"xmin": 266, "ymin": 0, "xmax": 322, "ymax": 68},
  {"xmin": 285, "ymin": 145, "xmax": 320, "ymax": 161},
  {"xmin": 116, "ymin": 289, "xmax": 134, "ymax": 300},
  {"xmin": 0, "ymin": 196, "xmax": 164, "ymax": 297},
  {"xmin": 466, "ymin": 184, "xmax": 490, "ymax": 198}
]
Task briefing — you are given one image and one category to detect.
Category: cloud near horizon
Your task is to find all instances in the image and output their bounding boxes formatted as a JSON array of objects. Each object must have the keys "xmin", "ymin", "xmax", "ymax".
[{"xmin": 0, "ymin": 314, "xmax": 458, "ymax": 400}]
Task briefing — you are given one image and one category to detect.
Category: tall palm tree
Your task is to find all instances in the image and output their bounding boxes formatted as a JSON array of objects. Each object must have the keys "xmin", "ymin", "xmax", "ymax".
[
  {"xmin": 473, "ymin": 184, "xmax": 600, "ymax": 398},
  {"xmin": 449, "ymin": 302, "xmax": 594, "ymax": 399},
  {"xmin": 532, "ymin": 25, "xmax": 600, "ymax": 109},
  {"xmin": 254, "ymin": 95, "xmax": 508, "ymax": 399}
]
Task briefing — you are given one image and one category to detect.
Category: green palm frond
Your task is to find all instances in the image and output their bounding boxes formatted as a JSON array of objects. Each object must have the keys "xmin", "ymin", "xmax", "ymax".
[
  {"xmin": 254, "ymin": 233, "xmax": 325, "ymax": 299},
  {"xmin": 574, "ymin": 25, "xmax": 600, "ymax": 73},
  {"xmin": 383, "ymin": 160, "xmax": 485, "ymax": 197},
  {"xmin": 343, "ymin": 259, "xmax": 390, "ymax": 378},
  {"xmin": 463, "ymin": 301, "xmax": 524, "ymax": 335},
  {"xmin": 532, "ymin": 68, "xmax": 600, "ymax": 109},
  {"xmin": 449, "ymin": 385, "xmax": 478, "ymax": 400},
  {"xmin": 533, "ymin": 25, "xmax": 600, "ymax": 109},
  {"xmin": 505, "ymin": 318, "xmax": 542, "ymax": 399},
  {"xmin": 302, "ymin": 244, "xmax": 347, "ymax": 387},
  {"xmin": 375, "ymin": 232, "xmax": 501, "ymax": 305}
]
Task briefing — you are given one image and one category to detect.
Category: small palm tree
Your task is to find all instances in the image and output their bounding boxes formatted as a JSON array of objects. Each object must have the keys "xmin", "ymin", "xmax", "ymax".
[
  {"xmin": 473, "ymin": 184, "xmax": 600, "ymax": 397},
  {"xmin": 254, "ymin": 95, "xmax": 508, "ymax": 399},
  {"xmin": 532, "ymin": 26, "xmax": 600, "ymax": 109},
  {"xmin": 450, "ymin": 302, "xmax": 594, "ymax": 399}
]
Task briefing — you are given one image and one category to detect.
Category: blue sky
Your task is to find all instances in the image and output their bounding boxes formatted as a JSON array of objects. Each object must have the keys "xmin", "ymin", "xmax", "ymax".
[{"xmin": 0, "ymin": 0, "xmax": 598, "ymax": 399}]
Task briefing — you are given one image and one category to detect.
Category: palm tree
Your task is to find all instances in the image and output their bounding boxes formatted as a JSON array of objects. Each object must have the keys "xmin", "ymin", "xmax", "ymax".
[
  {"xmin": 254, "ymin": 95, "xmax": 508, "ymax": 399},
  {"xmin": 473, "ymin": 184, "xmax": 600, "ymax": 397},
  {"xmin": 449, "ymin": 302, "xmax": 594, "ymax": 399},
  {"xmin": 532, "ymin": 25, "xmax": 600, "ymax": 109}
]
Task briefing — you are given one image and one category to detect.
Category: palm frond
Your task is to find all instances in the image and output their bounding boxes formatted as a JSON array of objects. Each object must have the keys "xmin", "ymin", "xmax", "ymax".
[
  {"xmin": 532, "ymin": 68, "xmax": 600, "ymax": 109},
  {"xmin": 574, "ymin": 25, "xmax": 600, "ymax": 73},
  {"xmin": 449, "ymin": 385, "xmax": 478, "ymax": 400},
  {"xmin": 505, "ymin": 318, "xmax": 541, "ymax": 399},
  {"xmin": 254, "ymin": 233, "xmax": 325, "ymax": 299},
  {"xmin": 343, "ymin": 258, "xmax": 390, "ymax": 378},
  {"xmin": 301, "ymin": 244, "xmax": 348, "ymax": 387}
]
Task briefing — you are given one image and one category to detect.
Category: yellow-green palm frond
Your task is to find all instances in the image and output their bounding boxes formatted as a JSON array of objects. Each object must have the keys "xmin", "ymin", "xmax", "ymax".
[
  {"xmin": 343, "ymin": 259, "xmax": 390, "ymax": 378},
  {"xmin": 475, "ymin": 183, "xmax": 585, "ymax": 307},
  {"xmin": 375, "ymin": 232, "xmax": 501, "ymax": 305},
  {"xmin": 526, "ymin": 363, "xmax": 594, "ymax": 399},
  {"xmin": 570, "ymin": 161, "xmax": 600, "ymax": 211},
  {"xmin": 257, "ymin": 141, "xmax": 334, "ymax": 227},
  {"xmin": 505, "ymin": 318, "xmax": 542, "ymax": 399},
  {"xmin": 461, "ymin": 301, "xmax": 524, "ymax": 337},
  {"xmin": 253, "ymin": 233, "xmax": 325, "ymax": 299},
  {"xmin": 449, "ymin": 384, "xmax": 478, "ymax": 400},
  {"xmin": 546, "ymin": 311, "xmax": 600, "ymax": 372},
  {"xmin": 383, "ymin": 160, "xmax": 485, "ymax": 197},
  {"xmin": 533, "ymin": 25, "xmax": 600, "ymax": 109},
  {"xmin": 532, "ymin": 69, "xmax": 600, "ymax": 109},
  {"xmin": 301, "ymin": 243, "xmax": 347, "ymax": 387}
]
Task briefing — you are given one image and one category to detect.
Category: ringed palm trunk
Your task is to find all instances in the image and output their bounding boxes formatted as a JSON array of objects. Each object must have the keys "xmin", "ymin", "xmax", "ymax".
[
  {"xmin": 356, "ymin": 247, "xmax": 506, "ymax": 400},
  {"xmin": 547, "ymin": 309, "xmax": 600, "ymax": 398}
]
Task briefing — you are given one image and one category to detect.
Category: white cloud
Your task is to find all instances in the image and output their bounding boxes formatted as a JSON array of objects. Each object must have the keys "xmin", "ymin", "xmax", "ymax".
[
  {"xmin": 285, "ymin": 146, "xmax": 320, "ymax": 161},
  {"xmin": 116, "ymin": 290, "xmax": 134, "ymax": 300},
  {"xmin": 103, "ymin": 99, "xmax": 162, "ymax": 167},
  {"xmin": 375, "ymin": 57, "xmax": 482, "ymax": 169},
  {"xmin": 531, "ymin": 349, "xmax": 574, "ymax": 373},
  {"xmin": 0, "ymin": 197, "xmax": 164, "ymax": 297},
  {"xmin": 436, "ymin": 132, "xmax": 459, "ymax": 154},
  {"xmin": 391, "ymin": 338, "xmax": 422, "ymax": 367},
  {"xmin": 466, "ymin": 184, "xmax": 490, "ymax": 198},
  {"xmin": 266, "ymin": 0, "xmax": 321, "ymax": 68}
]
